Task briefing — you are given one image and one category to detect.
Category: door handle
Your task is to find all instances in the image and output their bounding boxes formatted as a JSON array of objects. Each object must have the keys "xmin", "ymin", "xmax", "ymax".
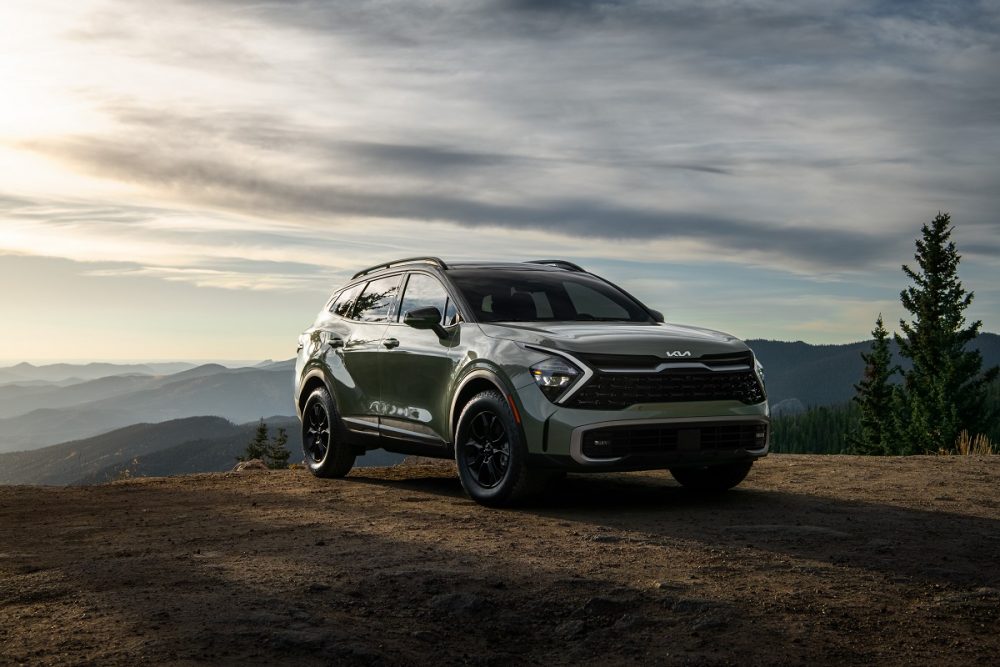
[
  {"xmin": 382, "ymin": 337, "xmax": 400, "ymax": 349},
  {"xmin": 327, "ymin": 337, "xmax": 344, "ymax": 349}
]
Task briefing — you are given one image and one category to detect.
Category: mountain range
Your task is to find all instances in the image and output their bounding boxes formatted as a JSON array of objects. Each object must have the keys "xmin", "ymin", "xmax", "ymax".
[
  {"xmin": 748, "ymin": 333, "xmax": 1000, "ymax": 414},
  {"xmin": 0, "ymin": 335, "xmax": 996, "ymax": 484},
  {"xmin": 0, "ymin": 416, "xmax": 403, "ymax": 486},
  {"xmin": 0, "ymin": 361, "xmax": 295, "ymax": 452}
]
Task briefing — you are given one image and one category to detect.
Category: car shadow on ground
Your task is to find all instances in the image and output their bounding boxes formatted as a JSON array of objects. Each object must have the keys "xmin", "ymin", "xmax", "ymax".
[{"xmin": 347, "ymin": 467, "xmax": 1000, "ymax": 590}]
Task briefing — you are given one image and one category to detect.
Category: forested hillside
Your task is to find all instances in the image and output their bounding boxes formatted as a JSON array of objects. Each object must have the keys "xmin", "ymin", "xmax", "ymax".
[
  {"xmin": 747, "ymin": 333, "xmax": 1000, "ymax": 412},
  {"xmin": 770, "ymin": 379, "xmax": 1000, "ymax": 454}
]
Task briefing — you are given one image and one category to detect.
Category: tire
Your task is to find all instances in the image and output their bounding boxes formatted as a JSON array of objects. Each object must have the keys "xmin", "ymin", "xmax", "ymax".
[
  {"xmin": 454, "ymin": 390, "xmax": 544, "ymax": 507},
  {"xmin": 669, "ymin": 461, "xmax": 753, "ymax": 492},
  {"xmin": 301, "ymin": 386, "xmax": 355, "ymax": 478}
]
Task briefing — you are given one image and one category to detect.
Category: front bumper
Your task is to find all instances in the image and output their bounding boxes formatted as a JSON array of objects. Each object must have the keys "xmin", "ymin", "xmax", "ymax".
[{"xmin": 513, "ymin": 383, "xmax": 769, "ymax": 472}]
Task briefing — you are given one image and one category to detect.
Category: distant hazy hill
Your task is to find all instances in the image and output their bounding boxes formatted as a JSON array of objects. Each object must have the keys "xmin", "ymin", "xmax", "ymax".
[
  {"xmin": 0, "ymin": 365, "xmax": 296, "ymax": 452},
  {"xmin": 0, "ymin": 417, "xmax": 238, "ymax": 485},
  {"xmin": 0, "ymin": 416, "xmax": 404, "ymax": 486},
  {"xmin": 747, "ymin": 333, "xmax": 1000, "ymax": 413},
  {"xmin": 0, "ymin": 374, "xmax": 155, "ymax": 419},
  {"xmin": 0, "ymin": 361, "xmax": 196, "ymax": 384}
]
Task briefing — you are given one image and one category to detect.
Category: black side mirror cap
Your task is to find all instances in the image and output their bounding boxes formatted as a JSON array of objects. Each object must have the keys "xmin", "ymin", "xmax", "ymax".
[
  {"xmin": 648, "ymin": 309, "xmax": 665, "ymax": 323},
  {"xmin": 403, "ymin": 306, "xmax": 447, "ymax": 337}
]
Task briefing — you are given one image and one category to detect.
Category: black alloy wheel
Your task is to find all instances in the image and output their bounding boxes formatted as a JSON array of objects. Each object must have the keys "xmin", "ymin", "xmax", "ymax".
[
  {"xmin": 454, "ymin": 390, "xmax": 546, "ymax": 507},
  {"xmin": 461, "ymin": 410, "xmax": 512, "ymax": 489},
  {"xmin": 305, "ymin": 400, "xmax": 330, "ymax": 464},
  {"xmin": 301, "ymin": 386, "xmax": 355, "ymax": 478}
]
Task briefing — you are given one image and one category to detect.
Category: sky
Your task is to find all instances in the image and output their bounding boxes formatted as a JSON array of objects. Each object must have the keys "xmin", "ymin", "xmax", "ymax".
[{"xmin": 1, "ymin": 0, "xmax": 998, "ymax": 361}]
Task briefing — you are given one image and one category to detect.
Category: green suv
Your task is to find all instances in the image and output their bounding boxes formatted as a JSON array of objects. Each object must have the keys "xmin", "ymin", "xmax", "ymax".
[{"xmin": 294, "ymin": 257, "xmax": 768, "ymax": 506}]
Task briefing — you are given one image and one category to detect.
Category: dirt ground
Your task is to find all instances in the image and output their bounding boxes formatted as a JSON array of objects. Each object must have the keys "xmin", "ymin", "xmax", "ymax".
[{"xmin": 1, "ymin": 455, "xmax": 998, "ymax": 666}]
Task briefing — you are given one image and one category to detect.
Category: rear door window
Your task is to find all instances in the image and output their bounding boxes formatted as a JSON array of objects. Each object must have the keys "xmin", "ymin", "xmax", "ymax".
[{"xmin": 352, "ymin": 275, "xmax": 402, "ymax": 322}]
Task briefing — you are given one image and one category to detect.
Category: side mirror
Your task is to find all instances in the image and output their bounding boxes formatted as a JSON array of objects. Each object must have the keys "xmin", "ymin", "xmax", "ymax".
[
  {"xmin": 648, "ymin": 308, "xmax": 665, "ymax": 323},
  {"xmin": 403, "ymin": 306, "xmax": 446, "ymax": 338}
]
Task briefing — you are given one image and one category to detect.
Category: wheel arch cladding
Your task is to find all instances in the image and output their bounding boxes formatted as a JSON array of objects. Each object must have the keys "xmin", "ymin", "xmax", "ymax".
[
  {"xmin": 298, "ymin": 374, "xmax": 328, "ymax": 413},
  {"xmin": 450, "ymin": 372, "xmax": 511, "ymax": 441}
]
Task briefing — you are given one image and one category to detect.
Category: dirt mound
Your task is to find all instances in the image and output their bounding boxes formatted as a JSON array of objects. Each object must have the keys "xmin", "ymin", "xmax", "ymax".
[{"xmin": 1, "ymin": 455, "xmax": 998, "ymax": 665}]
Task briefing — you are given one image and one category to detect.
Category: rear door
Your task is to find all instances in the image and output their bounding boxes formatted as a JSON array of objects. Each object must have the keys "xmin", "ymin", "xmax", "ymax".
[
  {"xmin": 378, "ymin": 271, "xmax": 462, "ymax": 445},
  {"xmin": 319, "ymin": 274, "xmax": 402, "ymax": 432}
]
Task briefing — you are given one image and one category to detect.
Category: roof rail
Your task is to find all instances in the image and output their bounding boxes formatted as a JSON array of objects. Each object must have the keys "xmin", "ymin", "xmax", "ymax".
[
  {"xmin": 525, "ymin": 259, "xmax": 586, "ymax": 272},
  {"xmin": 351, "ymin": 256, "xmax": 448, "ymax": 280}
]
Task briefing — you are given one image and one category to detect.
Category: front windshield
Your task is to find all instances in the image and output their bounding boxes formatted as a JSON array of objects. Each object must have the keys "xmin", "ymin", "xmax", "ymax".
[{"xmin": 448, "ymin": 269, "xmax": 654, "ymax": 323}]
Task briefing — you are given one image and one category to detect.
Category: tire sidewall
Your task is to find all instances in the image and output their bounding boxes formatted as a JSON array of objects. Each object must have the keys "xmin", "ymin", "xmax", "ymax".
[
  {"xmin": 302, "ymin": 388, "xmax": 334, "ymax": 473},
  {"xmin": 454, "ymin": 391, "xmax": 527, "ymax": 506},
  {"xmin": 301, "ymin": 386, "xmax": 354, "ymax": 477}
]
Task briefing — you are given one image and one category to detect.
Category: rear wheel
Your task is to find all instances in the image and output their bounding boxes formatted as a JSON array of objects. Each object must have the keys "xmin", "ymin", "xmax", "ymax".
[
  {"xmin": 455, "ymin": 390, "xmax": 544, "ymax": 507},
  {"xmin": 302, "ymin": 387, "xmax": 355, "ymax": 478},
  {"xmin": 669, "ymin": 461, "xmax": 753, "ymax": 491}
]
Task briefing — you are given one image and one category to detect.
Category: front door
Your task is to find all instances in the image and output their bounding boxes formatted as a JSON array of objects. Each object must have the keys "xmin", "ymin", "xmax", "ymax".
[{"xmin": 378, "ymin": 272, "xmax": 462, "ymax": 445}]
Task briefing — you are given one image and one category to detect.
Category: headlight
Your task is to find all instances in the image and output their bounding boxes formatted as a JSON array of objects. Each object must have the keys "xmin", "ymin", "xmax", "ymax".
[
  {"xmin": 754, "ymin": 357, "xmax": 765, "ymax": 386},
  {"xmin": 530, "ymin": 356, "xmax": 581, "ymax": 402}
]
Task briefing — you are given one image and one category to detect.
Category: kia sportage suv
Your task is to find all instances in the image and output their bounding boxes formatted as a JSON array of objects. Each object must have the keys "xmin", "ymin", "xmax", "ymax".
[{"xmin": 294, "ymin": 257, "xmax": 768, "ymax": 506}]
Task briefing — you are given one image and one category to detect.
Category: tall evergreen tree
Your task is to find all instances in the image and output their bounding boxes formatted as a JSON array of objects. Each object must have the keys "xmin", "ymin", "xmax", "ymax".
[
  {"xmin": 266, "ymin": 427, "xmax": 291, "ymax": 469},
  {"xmin": 895, "ymin": 213, "xmax": 998, "ymax": 453},
  {"xmin": 238, "ymin": 419, "xmax": 270, "ymax": 462},
  {"xmin": 848, "ymin": 315, "xmax": 898, "ymax": 455}
]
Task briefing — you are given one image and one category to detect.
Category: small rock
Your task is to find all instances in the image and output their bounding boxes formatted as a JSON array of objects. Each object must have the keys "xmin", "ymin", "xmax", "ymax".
[
  {"xmin": 308, "ymin": 583, "xmax": 331, "ymax": 592},
  {"xmin": 590, "ymin": 535, "xmax": 622, "ymax": 544},
  {"xmin": 233, "ymin": 459, "xmax": 269, "ymax": 472}
]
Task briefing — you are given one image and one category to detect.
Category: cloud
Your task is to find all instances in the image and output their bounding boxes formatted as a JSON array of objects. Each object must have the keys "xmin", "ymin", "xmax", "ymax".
[
  {"xmin": 25, "ymin": 133, "xmax": 906, "ymax": 270},
  {"xmin": 2, "ymin": 0, "xmax": 999, "ymax": 343}
]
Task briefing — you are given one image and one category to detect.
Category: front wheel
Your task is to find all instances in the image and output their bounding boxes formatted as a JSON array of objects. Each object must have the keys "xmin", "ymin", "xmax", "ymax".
[
  {"xmin": 302, "ymin": 387, "xmax": 355, "ymax": 478},
  {"xmin": 455, "ymin": 390, "xmax": 544, "ymax": 507},
  {"xmin": 669, "ymin": 461, "xmax": 753, "ymax": 491}
]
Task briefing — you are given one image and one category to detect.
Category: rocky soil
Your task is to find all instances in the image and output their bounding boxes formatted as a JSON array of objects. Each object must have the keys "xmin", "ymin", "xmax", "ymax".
[{"xmin": 1, "ymin": 455, "xmax": 998, "ymax": 665}]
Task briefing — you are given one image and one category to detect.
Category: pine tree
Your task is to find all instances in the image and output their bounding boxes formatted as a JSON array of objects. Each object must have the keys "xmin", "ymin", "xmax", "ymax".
[
  {"xmin": 848, "ymin": 315, "xmax": 898, "ymax": 455},
  {"xmin": 895, "ymin": 213, "xmax": 999, "ymax": 453},
  {"xmin": 238, "ymin": 419, "xmax": 270, "ymax": 462},
  {"xmin": 265, "ymin": 427, "xmax": 291, "ymax": 469}
]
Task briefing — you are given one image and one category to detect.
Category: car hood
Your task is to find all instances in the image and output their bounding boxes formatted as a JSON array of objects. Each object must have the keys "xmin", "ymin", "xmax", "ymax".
[{"xmin": 477, "ymin": 321, "xmax": 749, "ymax": 358}]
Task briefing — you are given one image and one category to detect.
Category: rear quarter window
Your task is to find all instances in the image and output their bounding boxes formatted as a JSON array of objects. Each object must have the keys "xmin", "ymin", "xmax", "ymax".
[{"xmin": 330, "ymin": 284, "xmax": 361, "ymax": 318}]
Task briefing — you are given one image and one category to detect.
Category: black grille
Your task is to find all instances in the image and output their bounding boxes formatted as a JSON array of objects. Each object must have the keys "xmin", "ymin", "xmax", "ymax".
[
  {"xmin": 568, "ymin": 369, "xmax": 765, "ymax": 409},
  {"xmin": 581, "ymin": 422, "xmax": 767, "ymax": 459}
]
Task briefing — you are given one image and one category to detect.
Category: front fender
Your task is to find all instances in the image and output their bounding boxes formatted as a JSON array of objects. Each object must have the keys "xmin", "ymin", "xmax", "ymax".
[
  {"xmin": 448, "ymin": 363, "xmax": 519, "ymax": 443},
  {"xmin": 295, "ymin": 365, "xmax": 332, "ymax": 420}
]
